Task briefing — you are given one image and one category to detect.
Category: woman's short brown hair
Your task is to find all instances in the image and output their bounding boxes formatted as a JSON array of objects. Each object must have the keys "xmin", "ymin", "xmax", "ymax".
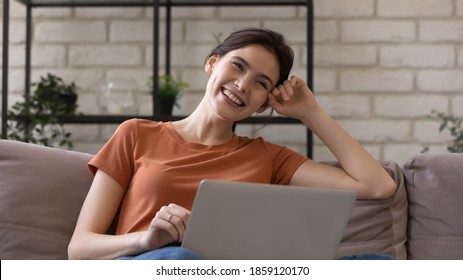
[{"xmin": 205, "ymin": 28, "xmax": 294, "ymax": 87}]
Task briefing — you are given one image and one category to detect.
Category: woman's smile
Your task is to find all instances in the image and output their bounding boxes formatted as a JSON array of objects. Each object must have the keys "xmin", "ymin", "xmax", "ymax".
[{"xmin": 221, "ymin": 87, "xmax": 245, "ymax": 107}]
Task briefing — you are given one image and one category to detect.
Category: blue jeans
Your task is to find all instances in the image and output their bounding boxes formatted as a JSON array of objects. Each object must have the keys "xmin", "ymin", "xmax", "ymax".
[
  {"xmin": 116, "ymin": 246, "xmax": 202, "ymax": 260},
  {"xmin": 116, "ymin": 246, "xmax": 394, "ymax": 260}
]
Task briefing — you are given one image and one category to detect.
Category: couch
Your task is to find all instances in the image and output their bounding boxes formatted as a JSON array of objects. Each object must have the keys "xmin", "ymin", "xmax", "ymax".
[{"xmin": 1, "ymin": 139, "xmax": 462, "ymax": 260}]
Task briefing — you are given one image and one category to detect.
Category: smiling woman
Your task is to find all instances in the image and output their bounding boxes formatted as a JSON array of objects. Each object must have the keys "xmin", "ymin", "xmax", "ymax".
[
  {"xmin": 203, "ymin": 44, "xmax": 280, "ymax": 119},
  {"xmin": 67, "ymin": 27, "xmax": 397, "ymax": 260}
]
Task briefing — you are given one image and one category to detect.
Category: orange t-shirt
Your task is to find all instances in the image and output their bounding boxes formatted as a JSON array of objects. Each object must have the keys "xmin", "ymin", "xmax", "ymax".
[{"xmin": 88, "ymin": 119, "xmax": 308, "ymax": 234}]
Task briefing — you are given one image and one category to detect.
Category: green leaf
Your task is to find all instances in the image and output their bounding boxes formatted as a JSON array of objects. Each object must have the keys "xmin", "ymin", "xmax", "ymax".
[{"xmin": 430, "ymin": 111, "xmax": 463, "ymax": 153}]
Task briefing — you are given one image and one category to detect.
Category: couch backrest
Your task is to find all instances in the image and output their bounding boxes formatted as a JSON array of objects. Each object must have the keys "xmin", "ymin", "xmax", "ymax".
[
  {"xmin": 403, "ymin": 153, "xmax": 463, "ymax": 260},
  {"xmin": 0, "ymin": 140, "xmax": 410, "ymax": 260},
  {"xmin": 0, "ymin": 140, "xmax": 93, "ymax": 260}
]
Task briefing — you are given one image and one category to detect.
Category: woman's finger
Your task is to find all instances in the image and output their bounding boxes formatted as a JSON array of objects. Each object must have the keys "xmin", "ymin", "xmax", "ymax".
[
  {"xmin": 164, "ymin": 203, "xmax": 190, "ymax": 241},
  {"xmin": 150, "ymin": 216, "xmax": 179, "ymax": 241},
  {"xmin": 282, "ymin": 81, "xmax": 294, "ymax": 98}
]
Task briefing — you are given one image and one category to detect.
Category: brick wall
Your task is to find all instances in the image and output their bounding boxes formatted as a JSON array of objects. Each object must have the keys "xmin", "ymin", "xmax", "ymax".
[{"xmin": 1, "ymin": 0, "xmax": 462, "ymax": 165}]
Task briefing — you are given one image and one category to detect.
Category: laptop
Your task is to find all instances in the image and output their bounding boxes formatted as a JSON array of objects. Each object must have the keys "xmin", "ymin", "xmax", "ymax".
[{"xmin": 181, "ymin": 179, "xmax": 357, "ymax": 260}]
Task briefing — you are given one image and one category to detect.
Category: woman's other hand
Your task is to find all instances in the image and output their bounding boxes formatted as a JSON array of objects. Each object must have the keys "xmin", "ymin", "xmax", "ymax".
[{"xmin": 141, "ymin": 203, "xmax": 191, "ymax": 251}]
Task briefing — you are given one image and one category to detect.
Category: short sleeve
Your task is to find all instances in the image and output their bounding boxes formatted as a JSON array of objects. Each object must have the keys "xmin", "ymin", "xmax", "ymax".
[
  {"xmin": 88, "ymin": 119, "xmax": 138, "ymax": 189},
  {"xmin": 259, "ymin": 138, "xmax": 309, "ymax": 184}
]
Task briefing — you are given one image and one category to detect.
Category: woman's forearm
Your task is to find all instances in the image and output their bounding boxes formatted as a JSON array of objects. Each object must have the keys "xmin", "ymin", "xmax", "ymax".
[
  {"xmin": 68, "ymin": 231, "xmax": 146, "ymax": 260},
  {"xmin": 300, "ymin": 107, "xmax": 397, "ymax": 198}
]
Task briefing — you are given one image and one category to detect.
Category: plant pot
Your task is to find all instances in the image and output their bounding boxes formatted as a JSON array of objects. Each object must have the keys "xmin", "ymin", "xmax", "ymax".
[
  {"xmin": 59, "ymin": 93, "xmax": 77, "ymax": 104},
  {"xmin": 159, "ymin": 95, "xmax": 176, "ymax": 115},
  {"xmin": 59, "ymin": 93, "xmax": 78, "ymax": 114}
]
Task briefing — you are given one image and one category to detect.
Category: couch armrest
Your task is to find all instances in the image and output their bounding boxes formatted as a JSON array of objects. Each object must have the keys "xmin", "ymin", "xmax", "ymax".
[
  {"xmin": 0, "ymin": 140, "xmax": 93, "ymax": 259},
  {"xmin": 404, "ymin": 153, "xmax": 463, "ymax": 260},
  {"xmin": 330, "ymin": 160, "xmax": 408, "ymax": 259}
]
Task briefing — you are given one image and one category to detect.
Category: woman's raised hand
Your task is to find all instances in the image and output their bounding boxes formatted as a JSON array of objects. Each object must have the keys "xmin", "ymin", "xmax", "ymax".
[{"xmin": 268, "ymin": 75, "xmax": 319, "ymax": 121}]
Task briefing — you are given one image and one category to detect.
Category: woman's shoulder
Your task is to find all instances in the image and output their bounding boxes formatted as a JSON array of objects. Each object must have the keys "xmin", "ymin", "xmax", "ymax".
[
  {"xmin": 113, "ymin": 118, "xmax": 166, "ymax": 140},
  {"xmin": 118, "ymin": 118, "xmax": 164, "ymax": 130},
  {"xmin": 247, "ymin": 136, "xmax": 280, "ymax": 148},
  {"xmin": 235, "ymin": 135, "xmax": 287, "ymax": 153}
]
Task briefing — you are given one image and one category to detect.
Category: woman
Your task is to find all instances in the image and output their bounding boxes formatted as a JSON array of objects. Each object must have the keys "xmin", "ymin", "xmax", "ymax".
[{"xmin": 68, "ymin": 28, "xmax": 397, "ymax": 260}]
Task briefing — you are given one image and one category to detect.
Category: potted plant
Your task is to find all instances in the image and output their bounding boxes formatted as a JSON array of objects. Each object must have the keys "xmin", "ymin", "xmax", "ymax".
[
  {"xmin": 148, "ymin": 74, "xmax": 188, "ymax": 115},
  {"xmin": 7, "ymin": 73, "xmax": 79, "ymax": 149}
]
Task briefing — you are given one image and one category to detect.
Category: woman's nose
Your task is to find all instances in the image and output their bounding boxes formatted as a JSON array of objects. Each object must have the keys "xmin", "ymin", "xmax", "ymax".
[{"xmin": 234, "ymin": 75, "xmax": 251, "ymax": 94}]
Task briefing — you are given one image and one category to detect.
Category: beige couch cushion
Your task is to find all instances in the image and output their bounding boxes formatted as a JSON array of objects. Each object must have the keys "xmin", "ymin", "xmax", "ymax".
[
  {"xmin": 0, "ymin": 140, "xmax": 93, "ymax": 259},
  {"xmin": 404, "ymin": 153, "xmax": 463, "ymax": 260},
  {"xmin": 334, "ymin": 160, "xmax": 408, "ymax": 259}
]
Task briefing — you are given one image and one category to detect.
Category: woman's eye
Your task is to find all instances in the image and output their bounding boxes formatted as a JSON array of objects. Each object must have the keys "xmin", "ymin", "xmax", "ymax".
[
  {"xmin": 233, "ymin": 62, "xmax": 243, "ymax": 71},
  {"xmin": 257, "ymin": 80, "xmax": 269, "ymax": 90}
]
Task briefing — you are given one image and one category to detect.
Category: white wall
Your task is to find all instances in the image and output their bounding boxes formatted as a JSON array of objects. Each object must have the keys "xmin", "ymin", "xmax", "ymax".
[{"xmin": 1, "ymin": 0, "xmax": 462, "ymax": 166}]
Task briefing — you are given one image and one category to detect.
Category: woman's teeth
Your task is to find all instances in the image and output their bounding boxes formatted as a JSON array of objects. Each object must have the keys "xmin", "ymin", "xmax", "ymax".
[{"xmin": 223, "ymin": 89, "xmax": 243, "ymax": 106}]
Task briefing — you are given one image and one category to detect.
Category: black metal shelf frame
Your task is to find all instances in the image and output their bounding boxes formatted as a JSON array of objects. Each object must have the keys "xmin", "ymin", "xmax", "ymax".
[{"xmin": 1, "ymin": 0, "xmax": 313, "ymax": 157}]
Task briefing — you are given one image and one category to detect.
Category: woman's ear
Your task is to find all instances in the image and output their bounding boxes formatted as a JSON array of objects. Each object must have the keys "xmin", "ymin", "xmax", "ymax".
[
  {"xmin": 256, "ymin": 99, "xmax": 269, "ymax": 113},
  {"xmin": 205, "ymin": 55, "xmax": 218, "ymax": 75},
  {"xmin": 256, "ymin": 106, "xmax": 267, "ymax": 113}
]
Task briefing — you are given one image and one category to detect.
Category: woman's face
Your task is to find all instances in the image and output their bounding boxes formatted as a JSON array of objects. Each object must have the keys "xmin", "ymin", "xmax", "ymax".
[{"xmin": 204, "ymin": 44, "xmax": 280, "ymax": 122}]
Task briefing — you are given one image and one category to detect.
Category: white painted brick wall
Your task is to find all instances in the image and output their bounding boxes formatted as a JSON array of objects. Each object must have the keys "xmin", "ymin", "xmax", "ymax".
[
  {"xmin": 171, "ymin": 7, "xmax": 216, "ymax": 19},
  {"xmin": 186, "ymin": 20, "xmax": 260, "ymax": 43},
  {"xmin": 338, "ymin": 120, "xmax": 410, "ymax": 142},
  {"xmin": 33, "ymin": 8, "xmax": 72, "ymax": 18},
  {"xmin": 31, "ymin": 46, "xmax": 67, "ymax": 67},
  {"xmin": 418, "ymin": 70, "xmax": 463, "ymax": 92},
  {"xmin": 380, "ymin": 46, "xmax": 455, "ymax": 68},
  {"xmin": 374, "ymin": 95, "xmax": 448, "ymax": 118},
  {"xmin": 168, "ymin": 45, "xmax": 214, "ymax": 68},
  {"xmin": 342, "ymin": 20, "xmax": 416, "ymax": 42},
  {"xmin": 384, "ymin": 144, "xmax": 428, "ymax": 166},
  {"xmin": 69, "ymin": 46, "xmax": 142, "ymax": 66},
  {"xmin": 218, "ymin": 7, "xmax": 296, "ymax": 18},
  {"xmin": 340, "ymin": 70, "xmax": 414, "ymax": 92},
  {"xmin": 35, "ymin": 21, "xmax": 106, "ymax": 43},
  {"xmin": 415, "ymin": 120, "xmax": 453, "ymax": 142},
  {"xmin": 8, "ymin": 69, "xmax": 25, "ymax": 93},
  {"xmin": 453, "ymin": 96, "xmax": 463, "ymax": 117},
  {"xmin": 32, "ymin": 69, "xmax": 106, "ymax": 91},
  {"xmin": 9, "ymin": 21, "xmax": 26, "ymax": 43},
  {"xmin": 314, "ymin": 0, "xmax": 374, "ymax": 18},
  {"xmin": 1, "ymin": 1, "xmax": 462, "ymax": 165},
  {"xmin": 313, "ymin": 20, "xmax": 337, "ymax": 43},
  {"xmin": 377, "ymin": 0, "xmax": 452, "ymax": 17},
  {"xmin": 313, "ymin": 70, "xmax": 336, "ymax": 93},
  {"xmin": 315, "ymin": 46, "xmax": 376, "ymax": 66},
  {"xmin": 420, "ymin": 21, "xmax": 463, "ymax": 42},
  {"xmin": 317, "ymin": 95, "xmax": 370, "ymax": 118},
  {"xmin": 110, "ymin": 20, "xmax": 153, "ymax": 43},
  {"xmin": 263, "ymin": 20, "xmax": 308, "ymax": 43},
  {"xmin": 74, "ymin": 7, "xmax": 144, "ymax": 18},
  {"xmin": 9, "ymin": 1, "xmax": 26, "ymax": 18}
]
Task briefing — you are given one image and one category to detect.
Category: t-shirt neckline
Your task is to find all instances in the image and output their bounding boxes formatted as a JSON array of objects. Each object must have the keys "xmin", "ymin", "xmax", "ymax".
[{"xmin": 164, "ymin": 121, "xmax": 241, "ymax": 151}]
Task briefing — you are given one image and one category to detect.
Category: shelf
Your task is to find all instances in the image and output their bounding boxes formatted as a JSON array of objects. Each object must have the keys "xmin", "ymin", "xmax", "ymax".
[
  {"xmin": 2, "ymin": 0, "xmax": 313, "ymax": 156},
  {"xmin": 64, "ymin": 115, "xmax": 303, "ymax": 124},
  {"xmin": 15, "ymin": 0, "xmax": 308, "ymax": 7}
]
